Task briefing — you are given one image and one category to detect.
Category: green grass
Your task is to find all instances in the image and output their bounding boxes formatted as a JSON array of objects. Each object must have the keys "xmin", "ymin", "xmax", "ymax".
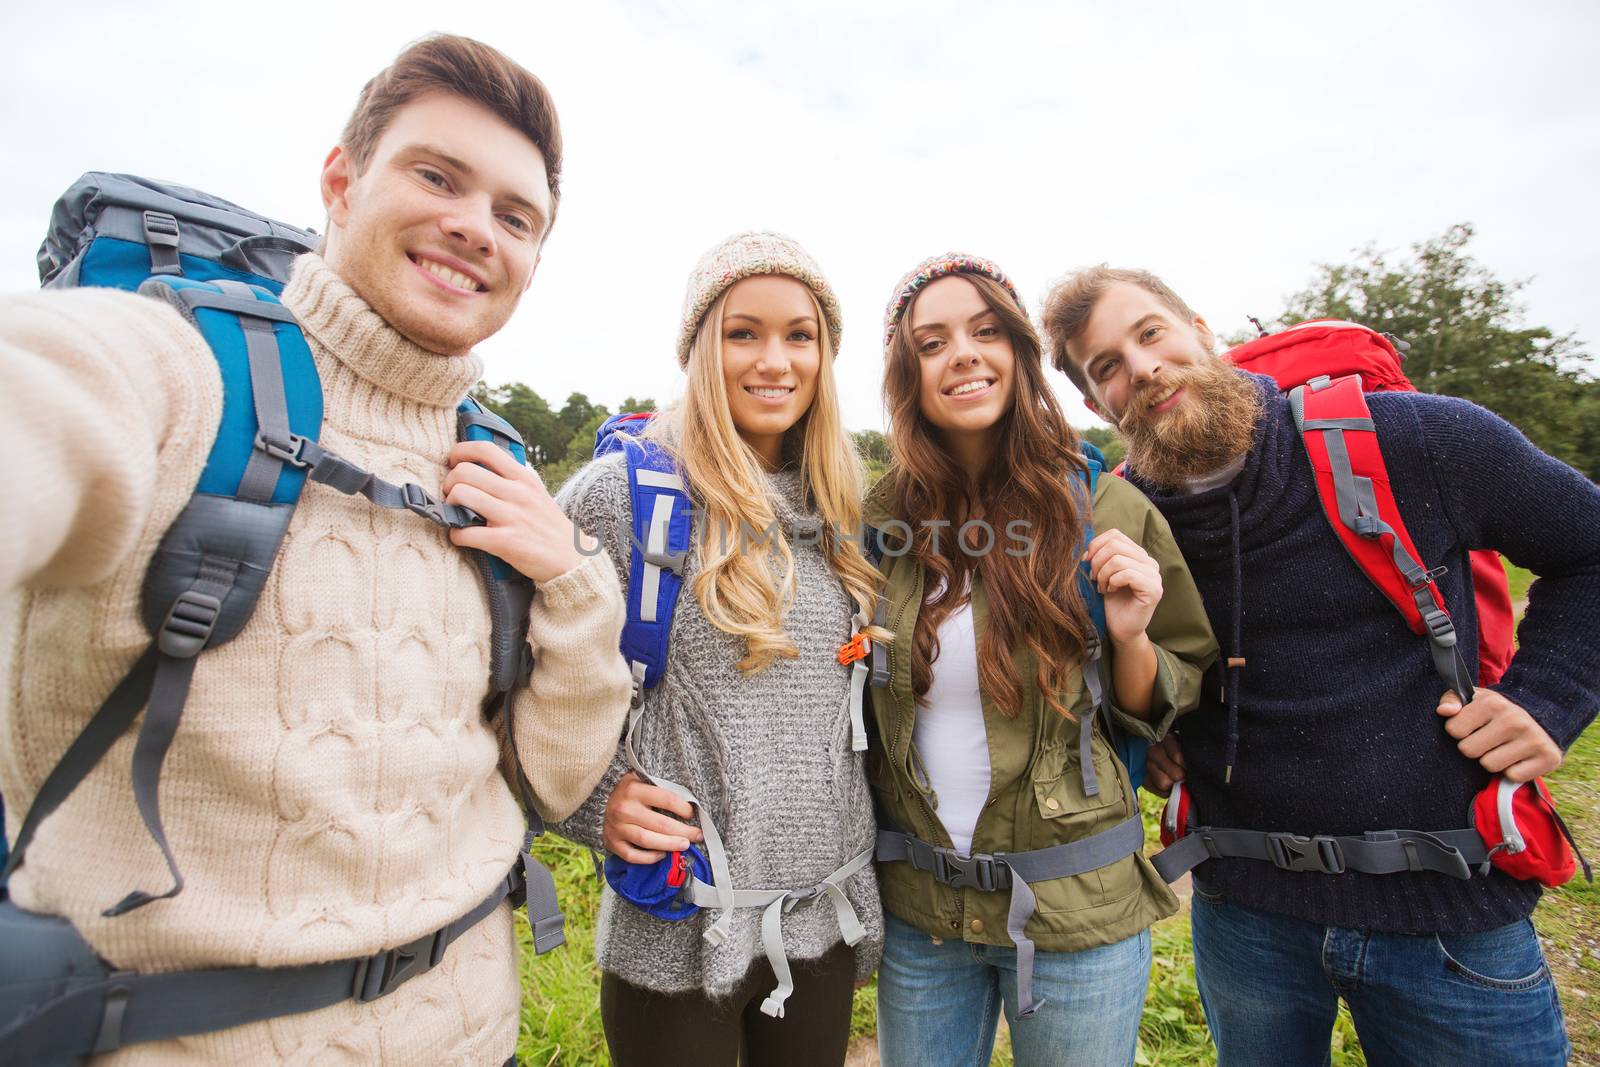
[{"xmin": 516, "ymin": 572, "xmax": 1597, "ymax": 1064}]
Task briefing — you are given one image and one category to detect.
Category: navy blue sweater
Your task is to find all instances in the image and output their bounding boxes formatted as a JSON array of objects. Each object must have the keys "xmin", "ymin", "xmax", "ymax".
[{"xmin": 1131, "ymin": 374, "xmax": 1600, "ymax": 934}]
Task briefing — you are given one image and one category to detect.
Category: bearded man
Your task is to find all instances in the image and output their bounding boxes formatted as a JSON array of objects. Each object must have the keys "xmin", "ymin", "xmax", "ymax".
[{"xmin": 1042, "ymin": 266, "xmax": 1600, "ymax": 1067}]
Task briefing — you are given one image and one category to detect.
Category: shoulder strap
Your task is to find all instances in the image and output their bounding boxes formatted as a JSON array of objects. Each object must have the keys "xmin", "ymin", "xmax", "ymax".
[
  {"xmin": 1073, "ymin": 451, "xmax": 1151, "ymax": 793},
  {"xmin": 620, "ymin": 438, "xmax": 692, "ymax": 692},
  {"xmin": 2, "ymin": 278, "xmax": 322, "ymax": 909},
  {"xmin": 1289, "ymin": 374, "xmax": 1475, "ymax": 698}
]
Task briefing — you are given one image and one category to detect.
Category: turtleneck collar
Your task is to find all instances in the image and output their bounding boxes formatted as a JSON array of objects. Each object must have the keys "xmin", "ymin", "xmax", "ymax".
[
  {"xmin": 280, "ymin": 253, "xmax": 485, "ymax": 410},
  {"xmin": 279, "ymin": 253, "xmax": 487, "ymax": 456}
]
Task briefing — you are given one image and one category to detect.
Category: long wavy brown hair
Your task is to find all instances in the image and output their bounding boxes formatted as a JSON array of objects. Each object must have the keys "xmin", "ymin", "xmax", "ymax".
[{"xmin": 883, "ymin": 273, "xmax": 1095, "ymax": 719}]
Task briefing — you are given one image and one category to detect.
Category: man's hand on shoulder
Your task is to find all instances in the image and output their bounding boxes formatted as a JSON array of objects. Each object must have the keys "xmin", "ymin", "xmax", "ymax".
[
  {"xmin": 442, "ymin": 440, "xmax": 597, "ymax": 584},
  {"xmin": 1436, "ymin": 689, "xmax": 1563, "ymax": 782}
]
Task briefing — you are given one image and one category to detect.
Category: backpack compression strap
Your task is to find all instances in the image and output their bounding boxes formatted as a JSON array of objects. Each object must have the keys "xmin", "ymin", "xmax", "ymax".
[{"xmin": 1288, "ymin": 374, "xmax": 1477, "ymax": 700}]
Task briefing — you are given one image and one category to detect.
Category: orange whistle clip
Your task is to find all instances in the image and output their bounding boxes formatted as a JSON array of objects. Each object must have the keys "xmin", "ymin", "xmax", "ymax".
[{"xmin": 837, "ymin": 633, "xmax": 871, "ymax": 666}]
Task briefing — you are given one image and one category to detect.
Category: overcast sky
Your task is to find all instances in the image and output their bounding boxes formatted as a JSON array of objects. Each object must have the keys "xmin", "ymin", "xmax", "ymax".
[{"xmin": 3, "ymin": 1, "xmax": 1596, "ymax": 432}]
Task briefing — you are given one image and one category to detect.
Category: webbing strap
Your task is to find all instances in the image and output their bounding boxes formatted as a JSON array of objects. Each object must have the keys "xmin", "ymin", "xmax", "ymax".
[
  {"xmin": 622, "ymin": 662, "xmax": 737, "ymax": 936},
  {"xmin": 846, "ymin": 612, "xmax": 870, "ymax": 753},
  {"xmin": 640, "ymin": 493, "xmax": 677, "ymax": 624},
  {"xmin": 876, "ymin": 814, "xmax": 1145, "ymax": 1019},
  {"xmin": 0, "ymin": 868, "xmax": 524, "ymax": 1062},
  {"xmin": 254, "ymin": 433, "xmax": 484, "ymax": 530},
  {"xmin": 1, "ymin": 648, "xmax": 161, "ymax": 889},
  {"xmin": 1149, "ymin": 825, "xmax": 1489, "ymax": 883},
  {"xmin": 680, "ymin": 846, "xmax": 873, "ymax": 1019}
]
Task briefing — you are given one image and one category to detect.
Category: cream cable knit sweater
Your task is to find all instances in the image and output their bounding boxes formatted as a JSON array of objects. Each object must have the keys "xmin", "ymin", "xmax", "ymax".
[{"xmin": 0, "ymin": 255, "xmax": 632, "ymax": 1065}]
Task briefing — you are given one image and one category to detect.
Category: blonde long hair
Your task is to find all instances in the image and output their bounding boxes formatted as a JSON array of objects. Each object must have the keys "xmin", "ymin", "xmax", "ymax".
[{"xmin": 650, "ymin": 288, "xmax": 884, "ymax": 674}]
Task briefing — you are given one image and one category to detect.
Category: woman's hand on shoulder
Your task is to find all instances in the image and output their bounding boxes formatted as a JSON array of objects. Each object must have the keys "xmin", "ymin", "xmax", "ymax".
[{"xmin": 1083, "ymin": 527, "xmax": 1163, "ymax": 646}]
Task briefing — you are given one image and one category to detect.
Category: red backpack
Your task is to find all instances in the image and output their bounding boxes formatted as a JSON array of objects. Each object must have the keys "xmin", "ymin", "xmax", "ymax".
[
  {"xmin": 1149, "ymin": 321, "xmax": 1588, "ymax": 890},
  {"xmin": 1223, "ymin": 319, "xmax": 1514, "ymax": 685}
]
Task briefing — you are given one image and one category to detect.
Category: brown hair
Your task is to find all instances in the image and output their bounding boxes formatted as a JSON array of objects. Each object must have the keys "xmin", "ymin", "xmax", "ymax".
[
  {"xmin": 1041, "ymin": 266, "xmax": 1197, "ymax": 396},
  {"xmin": 883, "ymin": 273, "xmax": 1095, "ymax": 719},
  {"xmin": 339, "ymin": 34, "xmax": 563, "ymax": 213}
]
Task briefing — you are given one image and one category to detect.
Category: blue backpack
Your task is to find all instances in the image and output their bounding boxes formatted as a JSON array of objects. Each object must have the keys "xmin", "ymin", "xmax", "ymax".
[{"xmin": 0, "ymin": 173, "xmax": 560, "ymax": 1063}]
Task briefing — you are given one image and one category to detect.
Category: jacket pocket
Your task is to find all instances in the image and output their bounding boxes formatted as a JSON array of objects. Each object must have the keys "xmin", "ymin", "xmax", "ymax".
[{"xmin": 1030, "ymin": 729, "xmax": 1124, "ymax": 824}]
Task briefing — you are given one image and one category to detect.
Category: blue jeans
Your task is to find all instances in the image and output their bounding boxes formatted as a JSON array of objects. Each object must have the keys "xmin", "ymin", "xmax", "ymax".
[
  {"xmin": 1190, "ymin": 886, "xmax": 1570, "ymax": 1067},
  {"xmin": 876, "ymin": 913, "xmax": 1150, "ymax": 1067}
]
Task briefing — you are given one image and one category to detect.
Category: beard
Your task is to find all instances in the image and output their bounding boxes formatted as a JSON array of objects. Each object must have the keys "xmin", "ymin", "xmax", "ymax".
[{"xmin": 1117, "ymin": 360, "xmax": 1261, "ymax": 490}]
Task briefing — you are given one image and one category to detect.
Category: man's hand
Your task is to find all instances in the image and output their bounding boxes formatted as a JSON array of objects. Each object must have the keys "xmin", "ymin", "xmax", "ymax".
[
  {"xmin": 603, "ymin": 771, "xmax": 704, "ymax": 864},
  {"xmin": 1143, "ymin": 733, "xmax": 1186, "ymax": 798},
  {"xmin": 1083, "ymin": 528, "xmax": 1163, "ymax": 646},
  {"xmin": 442, "ymin": 440, "xmax": 596, "ymax": 583},
  {"xmin": 1437, "ymin": 689, "xmax": 1563, "ymax": 783}
]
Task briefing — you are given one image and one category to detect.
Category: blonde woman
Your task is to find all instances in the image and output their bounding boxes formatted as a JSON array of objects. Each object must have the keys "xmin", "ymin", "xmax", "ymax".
[{"xmin": 553, "ymin": 232, "xmax": 884, "ymax": 1067}]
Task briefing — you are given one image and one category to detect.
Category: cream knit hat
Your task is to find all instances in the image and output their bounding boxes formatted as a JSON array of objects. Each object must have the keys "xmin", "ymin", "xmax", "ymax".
[{"xmin": 675, "ymin": 231, "xmax": 843, "ymax": 367}]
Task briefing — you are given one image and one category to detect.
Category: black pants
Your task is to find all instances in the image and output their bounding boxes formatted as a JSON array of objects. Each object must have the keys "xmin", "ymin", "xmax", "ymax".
[{"xmin": 600, "ymin": 942, "xmax": 857, "ymax": 1067}]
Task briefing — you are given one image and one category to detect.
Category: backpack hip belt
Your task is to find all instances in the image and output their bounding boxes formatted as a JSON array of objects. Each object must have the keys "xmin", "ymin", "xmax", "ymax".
[
  {"xmin": 875, "ymin": 814, "xmax": 1145, "ymax": 1020},
  {"xmin": 0, "ymin": 851, "xmax": 539, "ymax": 1067}
]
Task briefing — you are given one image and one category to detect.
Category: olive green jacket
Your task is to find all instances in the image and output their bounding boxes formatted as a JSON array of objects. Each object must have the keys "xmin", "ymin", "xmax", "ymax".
[{"xmin": 865, "ymin": 472, "xmax": 1218, "ymax": 953}]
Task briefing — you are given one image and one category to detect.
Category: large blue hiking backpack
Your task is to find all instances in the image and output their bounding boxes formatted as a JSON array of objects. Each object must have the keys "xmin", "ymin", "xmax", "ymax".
[{"xmin": 0, "ymin": 173, "xmax": 562, "ymax": 1064}]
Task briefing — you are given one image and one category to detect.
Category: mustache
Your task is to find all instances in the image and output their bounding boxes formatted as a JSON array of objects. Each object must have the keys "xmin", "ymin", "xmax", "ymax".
[{"xmin": 1117, "ymin": 369, "xmax": 1197, "ymax": 430}]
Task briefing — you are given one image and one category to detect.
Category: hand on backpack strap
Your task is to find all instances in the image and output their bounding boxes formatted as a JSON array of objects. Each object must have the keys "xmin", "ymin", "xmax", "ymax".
[
  {"xmin": 1082, "ymin": 528, "xmax": 1164, "ymax": 645},
  {"xmin": 442, "ymin": 440, "xmax": 597, "ymax": 583},
  {"xmin": 603, "ymin": 771, "xmax": 704, "ymax": 864},
  {"xmin": 1143, "ymin": 733, "xmax": 1186, "ymax": 798},
  {"xmin": 1437, "ymin": 688, "xmax": 1563, "ymax": 783}
]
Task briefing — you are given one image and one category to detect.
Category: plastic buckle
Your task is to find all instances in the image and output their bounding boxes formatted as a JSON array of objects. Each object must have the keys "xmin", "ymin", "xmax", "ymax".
[
  {"xmin": 932, "ymin": 850, "xmax": 1004, "ymax": 892},
  {"xmin": 142, "ymin": 210, "xmax": 179, "ymax": 245},
  {"xmin": 1266, "ymin": 833, "xmax": 1346, "ymax": 874},
  {"xmin": 402, "ymin": 483, "xmax": 451, "ymax": 527},
  {"xmin": 255, "ymin": 430, "xmax": 312, "ymax": 469},
  {"xmin": 643, "ymin": 547, "xmax": 688, "ymax": 575},
  {"xmin": 352, "ymin": 927, "xmax": 448, "ymax": 1002},
  {"xmin": 157, "ymin": 589, "xmax": 222, "ymax": 658},
  {"xmin": 1420, "ymin": 608, "xmax": 1458, "ymax": 647}
]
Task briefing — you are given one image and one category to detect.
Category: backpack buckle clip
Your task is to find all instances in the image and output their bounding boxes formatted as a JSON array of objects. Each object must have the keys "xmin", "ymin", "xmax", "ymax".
[
  {"xmin": 352, "ymin": 926, "xmax": 449, "ymax": 1002},
  {"xmin": 1266, "ymin": 833, "xmax": 1346, "ymax": 874},
  {"xmin": 157, "ymin": 589, "xmax": 222, "ymax": 658},
  {"xmin": 1420, "ymin": 607, "xmax": 1458, "ymax": 647},
  {"xmin": 255, "ymin": 431, "xmax": 311, "ymax": 469},
  {"xmin": 931, "ymin": 849, "xmax": 1008, "ymax": 892},
  {"xmin": 642, "ymin": 547, "xmax": 688, "ymax": 575}
]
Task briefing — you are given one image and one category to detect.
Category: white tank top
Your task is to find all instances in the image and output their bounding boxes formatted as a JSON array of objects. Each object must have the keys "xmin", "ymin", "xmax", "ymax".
[{"xmin": 912, "ymin": 596, "xmax": 992, "ymax": 857}]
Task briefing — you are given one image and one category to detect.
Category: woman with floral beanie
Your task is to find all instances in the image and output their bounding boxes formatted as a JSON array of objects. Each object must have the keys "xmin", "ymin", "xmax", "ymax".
[
  {"xmin": 552, "ymin": 232, "xmax": 885, "ymax": 1067},
  {"xmin": 866, "ymin": 254, "xmax": 1217, "ymax": 1067}
]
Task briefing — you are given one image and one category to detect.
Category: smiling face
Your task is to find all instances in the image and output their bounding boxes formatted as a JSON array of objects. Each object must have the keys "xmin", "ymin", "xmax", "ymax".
[
  {"xmin": 1064, "ymin": 280, "xmax": 1261, "ymax": 487},
  {"xmin": 718, "ymin": 275, "xmax": 824, "ymax": 467},
  {"xmin": 910, "ymin": 275, "xmax": 1017, "ymax": 464},
  {"xmin": 320, "ymin": 91, "xmax": 552, "ymax": 357}
]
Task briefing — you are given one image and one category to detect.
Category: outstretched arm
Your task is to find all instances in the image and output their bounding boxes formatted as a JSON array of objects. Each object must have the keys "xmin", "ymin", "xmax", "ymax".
[{"xmin": 0, "ymin": 288, "xmax": 218, "ymax": 594}]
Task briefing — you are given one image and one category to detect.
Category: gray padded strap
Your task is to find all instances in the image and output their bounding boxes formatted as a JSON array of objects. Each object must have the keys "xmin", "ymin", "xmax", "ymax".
[
  {"xmin": 0, "ymin": 869, "xmax": 524, "ymax": 1062},
  {"xmin": 1149, "ymin": 825, "xmax": 1489, "ymax": 883},
  {"xmin": 211, "ymin": 280, "xmax": 292, "ymax": 504}
]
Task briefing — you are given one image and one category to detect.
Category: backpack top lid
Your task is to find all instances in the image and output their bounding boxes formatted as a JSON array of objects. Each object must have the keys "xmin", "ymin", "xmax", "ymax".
[{"xmin": 1225, "ymin": 319, "xmax": 1413, "ymax": 393}]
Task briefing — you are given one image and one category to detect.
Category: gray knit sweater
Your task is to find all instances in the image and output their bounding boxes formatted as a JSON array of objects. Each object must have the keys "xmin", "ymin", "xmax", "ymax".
[{"xmin": 553, "ymin": 452, "xmax": 883, "ymax": 997}]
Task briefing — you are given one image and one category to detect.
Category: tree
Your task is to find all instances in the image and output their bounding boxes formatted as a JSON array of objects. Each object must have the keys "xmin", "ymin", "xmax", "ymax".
[
  {"xmin": 1076, "ymin": 425, "xmax": 1126, "ymax": 469},
  {"xmin": 1277, "ymin": 224, "xmax": 1598, "ymax": 478},
  {"xmin": 472, "ymin": 382, "xmax": 563, "ymax": 467}
]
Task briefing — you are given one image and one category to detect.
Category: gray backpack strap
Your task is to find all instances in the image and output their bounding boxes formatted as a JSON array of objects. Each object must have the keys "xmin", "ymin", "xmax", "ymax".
[
  {"xmin": 1149, "ymin": 824, "xmax": 1489, "ymax": 883},
  {"xmin": 0, "ymin": 867, "xmax": 521, "ymax": 1064}
]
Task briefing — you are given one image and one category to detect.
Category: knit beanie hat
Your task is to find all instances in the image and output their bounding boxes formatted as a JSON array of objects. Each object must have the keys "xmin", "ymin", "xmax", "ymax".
[
  {"xmin": 676, "ymin": 231, "xmax": 843, "ymax": 367},
  {"xmin": 882, "ymin": 253, "xmax": 1024, "ymax": 352}
]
